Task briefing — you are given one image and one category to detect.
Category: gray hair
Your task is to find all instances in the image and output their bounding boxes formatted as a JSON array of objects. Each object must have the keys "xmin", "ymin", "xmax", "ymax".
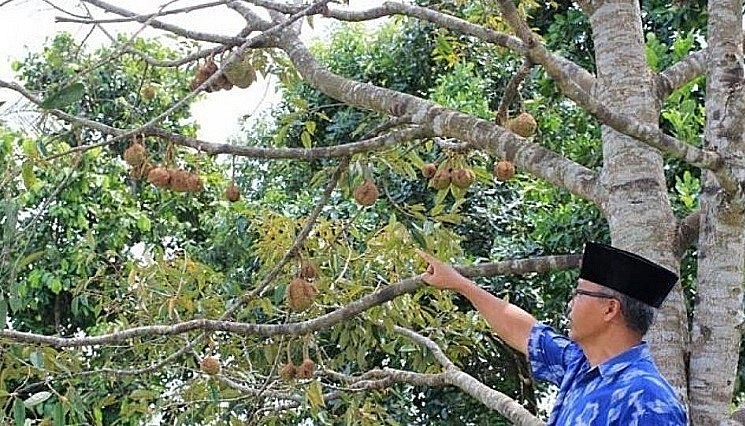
[{"xmin": 607, "ymin": 289, "xmax": 656, "ymax": 336}]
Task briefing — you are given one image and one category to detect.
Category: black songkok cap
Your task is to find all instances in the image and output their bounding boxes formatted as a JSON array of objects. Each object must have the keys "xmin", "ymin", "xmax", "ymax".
[{"xmin": 579, "ymin": 242, "xmax": 678, "ymax": 308}]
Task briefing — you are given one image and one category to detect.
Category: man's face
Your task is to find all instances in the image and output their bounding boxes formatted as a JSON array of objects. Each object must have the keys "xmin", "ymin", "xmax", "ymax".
[{"xmin": 567, "ymin": 279, "xmax": 617, "ymax": 343}]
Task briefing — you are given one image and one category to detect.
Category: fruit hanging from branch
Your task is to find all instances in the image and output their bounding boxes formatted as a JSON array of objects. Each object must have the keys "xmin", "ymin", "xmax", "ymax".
[
  {"xmin": 224, "ymin": 52, "xmax": 258, "ymax": 89},
  {"xmin": 286, "ymin": 277, "xmax": 318, "ymax": 312},
  {"xmin": 295, "ymin": 357, "xmax": 316, "ymax": 380},
  {"xmin": 353, "ymin": 178, "xmax": 379, "ymax": 206},
  {"xmin": 494, "ymin": 160, "xmax": 516, "ymax": 181},
  {"xmin": 504, "ymin": 112, "xmax": 537, "ymax": 138},
  {"xmin": 429, "ymin": 168, "xmax": 452, "ymax": 190},
  {"xmin": 451, "ymin": 168, "xmax": 476, "ymax": 189},
  {"xmin": 299, "ymin": 259, "xmax": 318, "ymax": 280},
  {"xmin": 200, "ymin": 356, "xmax": 221, "ymax": 375},
  {"xmin": 123, "ymin": 136, "xmax": 147, "ymax": 167},
  {"xmin": 147, "ymin": 166, "xmax": 171, "ymax": 188},
  {"xmin": 225, "ymin": 181, "xmax": 240, "ymax": 202},
  {"xmin": 421, "ymin": 162, "xmax": 438, "ymax": 179},
  {"xmin": 279, "ymin": 362, "xmax": 296, "ymax": 381}
]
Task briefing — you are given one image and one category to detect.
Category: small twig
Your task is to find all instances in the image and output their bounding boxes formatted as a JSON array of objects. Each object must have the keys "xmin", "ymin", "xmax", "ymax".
[
  {"xmin": 249, "ymin": 156, "xmax": 349, "ymax": 301},
  {"xmin": 495, "ymin": 58, "xmax": 534, "ymax": 125},
  {"xmin": 55, "ymin": 0, "xmax": 232, "ymax": 24}
]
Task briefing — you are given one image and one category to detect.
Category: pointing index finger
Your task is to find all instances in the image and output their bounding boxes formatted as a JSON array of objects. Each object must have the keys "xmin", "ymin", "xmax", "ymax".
[{"xmin": 416, "ymin": 249, "xmax": 433, "ymax": 262}]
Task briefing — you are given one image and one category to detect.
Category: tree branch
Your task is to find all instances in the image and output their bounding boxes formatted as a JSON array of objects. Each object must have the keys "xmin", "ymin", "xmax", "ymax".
[
  {"xmin": 495, "ymin": 58, "xmax": 534, "ymax": 125},
  {"xmin": 81, "ymin": 0, "xmax": 247, "ymax": 45},
  {"xmin": 151, "ymin": 125, "xmax": 431, "ymax": 160},
  {"xmin": 253, "ymin": 0, "xmax": 595, "ymax": 94},
  {"xmin": 392, "ymin": 325, "xmax": 456, "ymax": 370},
  {"xmin": 0, "ymin": 77, "xmax": 430, "ymax": 161},
  {"xmin": 0, "ymin": 255, "xmax": 579, "ymax": 348},
  {"xmin": 275, "ymin": 33, "xmax": 604, "ymax": 205},
  {"xmin": 657, "ymin": 49, "xmax": 707, "ymax": 100},
  {"xmin": 325, "ymin": 366, "xmax": 544, "ymax": 425},
  {"xmin": 674, "ymin": 211, "xmax": 700, "ymax": 258},
  {"xmin": 56, "ymin": 0, "xmax": 236, "ymax": 25},
  {"xmin": 493, "ymin": 0, "xmax": 740, "ymax": 195}
]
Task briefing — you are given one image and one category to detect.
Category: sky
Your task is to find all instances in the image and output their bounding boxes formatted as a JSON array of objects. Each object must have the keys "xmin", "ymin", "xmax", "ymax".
[{"xmin": 0, "ymin": 0, "xmax": 388, "ymax": 143}]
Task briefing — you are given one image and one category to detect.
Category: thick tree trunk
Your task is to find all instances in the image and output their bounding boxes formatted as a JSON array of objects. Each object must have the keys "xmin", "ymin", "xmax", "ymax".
[
  {"xmin": 585, "ymin": 0, "xmax": 688, "ymax": 397},
  {"xmin": 688, "ymin": 1, "xmax": 745, "ymax": 423}
]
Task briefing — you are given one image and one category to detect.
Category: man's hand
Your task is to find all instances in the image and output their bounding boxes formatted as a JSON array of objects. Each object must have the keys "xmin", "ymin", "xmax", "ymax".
[
  {"xmin": 417, "ymin": 249, "xmax": 536, "ymax": 354},
  {"xmin": 417, "ymin": 250, "xmax": 468, "ymax": 292}
]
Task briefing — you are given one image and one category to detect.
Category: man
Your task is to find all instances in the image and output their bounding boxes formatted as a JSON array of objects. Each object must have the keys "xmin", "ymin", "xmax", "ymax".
[{"xmin": 418, "ymin": 242, "xmax": 687, "ymax": 425}]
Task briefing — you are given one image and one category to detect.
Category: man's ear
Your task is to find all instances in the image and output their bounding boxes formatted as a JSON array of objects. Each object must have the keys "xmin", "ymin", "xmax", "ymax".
[{"xmin": 603, "ymin": 298, "xmax": 622, "ymax": 322}]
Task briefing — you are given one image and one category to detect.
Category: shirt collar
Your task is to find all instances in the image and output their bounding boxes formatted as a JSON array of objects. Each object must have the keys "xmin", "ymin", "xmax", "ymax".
[{"xmin": 595, "ymin": 342, "xmax": 650, "ymax": 378}]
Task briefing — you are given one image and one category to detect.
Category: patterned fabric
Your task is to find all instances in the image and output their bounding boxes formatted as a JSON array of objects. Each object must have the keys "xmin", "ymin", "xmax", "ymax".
[{"xmin": 528, "ymin": 323, "xmax": 688, "ymax": 425}]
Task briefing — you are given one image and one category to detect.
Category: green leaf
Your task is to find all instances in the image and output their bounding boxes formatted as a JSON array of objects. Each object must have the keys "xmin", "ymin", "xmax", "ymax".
[
  {"xmin": 13, "ymin": 399, "xmax": 25, "ymax": 426},
  {"xmin": 40, "ymin": 82, "xmax": 85, "ymax": 110},
  {"xmin": 129, "ymin": 389, "xmax": 157, "ymax": 400},
  {"xmin": 24, "ymin": 391, "xmax": 51, "ymax": 408},
  {"xmin": 29, "ymin": 351, "xmax": 44, "ymax": 369},
  {"xmin": 304, "ymin": 120, "xmax": 316, "ymax": 135},
  {"xmin": 18, "ymin": 250, "xmax": 45, "ymax": 269},
  {"xmin": 0, "ymin": 296, "xmax": 7, "ymax": 330},
  {"xmin": 300, "ymin": 130, "xmax": 312, "ymax": 148},
  {"xmin": 93, "ymin": 407, "xmax": 103, "ymax": 426},
  {"xmin": 53, "ymin": 402, "xmax": 64, "ymax": 426},
  {"xmin": 21, "ymin": 139, "xmax": 39, "ymax": 160},
  {"xmin": 136, "ymin": 216, "xmax": 151, "ymax": 232},
  {"xmin": 306, "ymin": 380, "xmax": 325, "ymax": 408},
  {"xmin": 49, "ymin": 278, "xmax": 63, "ymax": 294},
  {"xmin": 8, "ymin": 280, "xmax": 22, "ymax": 313}
]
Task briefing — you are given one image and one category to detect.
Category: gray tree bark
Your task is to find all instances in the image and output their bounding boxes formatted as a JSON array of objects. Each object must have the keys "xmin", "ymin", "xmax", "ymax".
[
  {"xmin": 584, "ymin": 0, "xmax": 688, "ymax": 397},
  {"xmin": 688, "ymin": 1, "xmax": 745, "ymax": 424}
]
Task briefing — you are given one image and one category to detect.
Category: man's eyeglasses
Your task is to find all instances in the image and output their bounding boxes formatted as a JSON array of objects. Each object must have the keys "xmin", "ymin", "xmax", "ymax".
[{"xmin": 570, "ymin": 288, "xmax": 617, "ymax": 300}]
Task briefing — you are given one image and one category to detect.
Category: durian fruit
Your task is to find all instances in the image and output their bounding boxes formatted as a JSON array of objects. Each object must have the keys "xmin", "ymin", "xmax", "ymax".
[
  {"xmin": 504, "ymin": 112, "xmax": 537, "ymax": 138},
  {"xmin": 210, "ymin": 73, "xmax": 233, "ymax": 92},
  {"xmin": 186, "ymin": 173, "xmax": 203, "ymax": 193},
  {"xmin": 295, "ymin": 358, "xmax": 315, "ymax": 380},
  {"xmin": 141, "ymin": 85, "xmax": 156, "ymax": 100},
  {"xmin": 123, "ymin": 140, "xmax": 147, "ymax": 167},
  {"xmin": 451, "ymin": 168, "xmax": 476, "ymax": 189},
  {"xmin": 147, "ymin": 167, "xmax": 171, "ymax": 188},
  {"xmin": 130, "ymin": 162, "xmax": 154, "ymax": 180},
  {"xmin": 200, "ymin": 356, "xmax": 221, "ymax": 375},
  {"xmin": 190, "ymin": 57, "xmax": 218, "ymax": 92},
  {"xmin": 286, "ymin": 277, "xmax": 318, "ymax": 312},
  {"xmin": 429, "ymin": 168, "xmax": 452, "ymax": 190},
  {"xmin": 279, "ymin": 362, "xmax": 296, "ymax": 381},
  {"xmin": 168, "ymin": 169, "xmax": 192, "ymax": 192},
  {"xmin": 353, "ymin": 179, "xmax": 379, "ymax": 206},
  {"xmin": 299, "ymin": 260, "xmax": 317, "ymax": 280},
  {"xmin": 421, "ymin": 163, "xmax": 438, "ymax": 179},
  {"xmin": 166, "ymin": 169, "xmax": 203, "ymax": 193},
  {"xmin": 493, "ymin": 160, "xmax": 516, "ymax": 181},
  {"xmin": 225, "ymin": 182, "xmax": 240, "ymax": 202},
  {"xmin": 224, "ymin": 53, "xmax": 257, "ymax": 89}
]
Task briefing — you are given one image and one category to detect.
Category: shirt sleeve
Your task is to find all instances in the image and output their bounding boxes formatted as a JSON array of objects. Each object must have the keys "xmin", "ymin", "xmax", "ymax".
[{"xmin": 527, "ymin": 322, "xmax": 582, "ymax": 386}]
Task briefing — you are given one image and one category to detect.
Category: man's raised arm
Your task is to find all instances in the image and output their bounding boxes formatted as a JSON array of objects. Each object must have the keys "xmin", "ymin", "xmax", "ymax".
[{"xmin": 418, "ymin": 250, "xmax": 537, "ymax": 354}]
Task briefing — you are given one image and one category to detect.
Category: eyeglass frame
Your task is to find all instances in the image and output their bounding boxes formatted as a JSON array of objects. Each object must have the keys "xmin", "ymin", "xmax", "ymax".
[{"xmin": 570, "ymin": 288, "xmax": 618, "ymax": 300}]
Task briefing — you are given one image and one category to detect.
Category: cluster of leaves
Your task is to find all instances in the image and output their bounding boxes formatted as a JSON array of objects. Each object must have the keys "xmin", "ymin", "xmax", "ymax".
[{"xmin": 0, "ymin": 33, "xmax": 239, "ymax": 424}]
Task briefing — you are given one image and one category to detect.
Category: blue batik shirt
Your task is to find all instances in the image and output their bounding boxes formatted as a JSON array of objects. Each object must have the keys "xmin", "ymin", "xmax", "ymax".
[{"xmin": 528, "ymin": 323, "xmax": 688, "ymax": 425}]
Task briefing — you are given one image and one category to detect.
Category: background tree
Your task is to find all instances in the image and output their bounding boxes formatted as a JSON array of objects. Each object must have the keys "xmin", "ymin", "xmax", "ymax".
[{"xmin": 0, "ymin": 0, "xmax": 740, "ymax": 425}]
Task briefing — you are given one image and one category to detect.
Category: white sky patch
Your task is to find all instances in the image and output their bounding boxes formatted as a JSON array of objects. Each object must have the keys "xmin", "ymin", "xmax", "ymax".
[{"xmin": 0, "ymin": 0, "xmax": 389, "ymax": 143}]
